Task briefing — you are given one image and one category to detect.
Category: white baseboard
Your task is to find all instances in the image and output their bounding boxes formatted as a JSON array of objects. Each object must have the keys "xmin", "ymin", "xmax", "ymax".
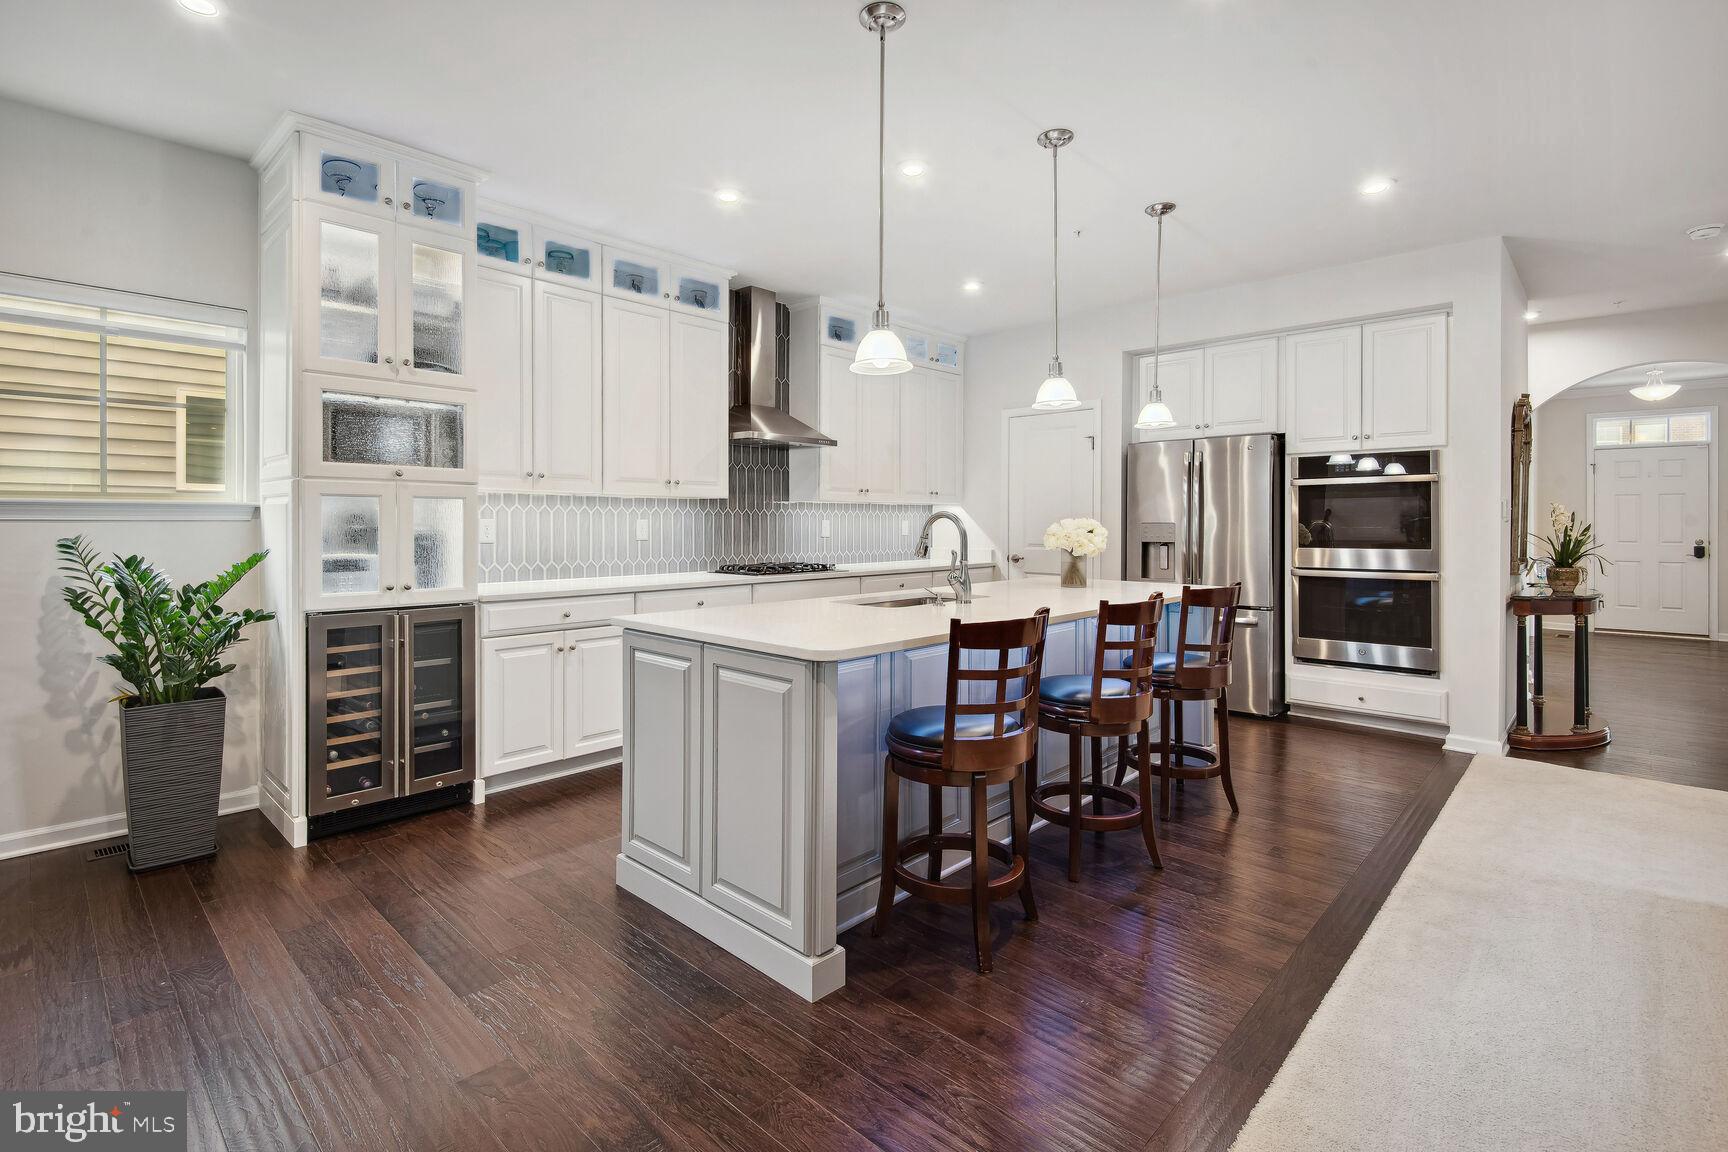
[
  {"xmin": 1441, "ymin": 733, "xmax": 1510, "ymax": 757},
  {"xmin": 0, "ymin": 785, "xmax": 261, "ymax": 862},
  {"xmin": 257, "ymin": 781, "xmax": 306, "ymax": 848}
]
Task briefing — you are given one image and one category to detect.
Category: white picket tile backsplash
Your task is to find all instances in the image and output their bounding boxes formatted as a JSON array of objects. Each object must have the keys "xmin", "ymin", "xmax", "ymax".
[{"xmin": 479, "ymin": 444, "xmax": 933, "ymax": 583}]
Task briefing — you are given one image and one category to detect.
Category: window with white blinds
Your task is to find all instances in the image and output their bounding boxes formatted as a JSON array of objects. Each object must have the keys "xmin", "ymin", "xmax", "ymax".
[{"xmin": 0, "ymin": 282, "xmax": 245, "ymax": 499}]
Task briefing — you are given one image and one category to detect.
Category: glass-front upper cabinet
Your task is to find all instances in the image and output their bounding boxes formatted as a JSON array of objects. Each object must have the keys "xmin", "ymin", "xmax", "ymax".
[
  {"xmin": 303, "ymin": 374, "xmax": 475, "ymax": 483},
  {"xmin": 932, "ymin": 336, "xmax": 963, "ymax": 373},
  {"xmin": 820, "ymin": 303, "xmax": 867, "ymax": 350},
  {"xmin": 301, "ymin": 135, "xmax": 395, "ymax": 219},
  {"xmin": 396, "ymin": 164, "xmax": 470, "ymax": 234},
  {"xmin": 398, "ymin": 486, "xmax": 476, "ymax": 604},
  {"xmin": 536, "ymin": 230, "xmax": 600, "ymax": 289},
  {"xmin": 397, "ymin": 226, "xmax": 474, "ymax": 388},
  {"xmin": 898, "ymin": 329, "xmax": 930, "ymax": 364},
  {"xmin": 403, "ymin": 608, "xmax": 475, "ymax": 796},
  {"xmin": 602, "ymin": 246, "xmax": 669, "ymax": 304},
  {"xmin": 668, "ymin": 262, "xmax": 727, "ymax": 319},
  {"xmin": 475, "ymin": 211, "xmax": 531, "ymax": 274},
  {"xmin": 303, "ymin": 202, "xmax": 398, "ymax": 380}
]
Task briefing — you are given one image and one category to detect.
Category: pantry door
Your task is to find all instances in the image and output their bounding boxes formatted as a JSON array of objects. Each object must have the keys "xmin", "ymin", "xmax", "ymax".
[{"xmin": 1004, "ymin": 405, "xmax": 1101, "ymax": 578}]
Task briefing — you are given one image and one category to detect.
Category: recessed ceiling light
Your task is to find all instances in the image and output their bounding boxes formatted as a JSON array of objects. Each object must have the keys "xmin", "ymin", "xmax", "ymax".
[
  {"xmin": 713, "ymin": 188, "xmax": 741, "ymax": 204},
  {"xmin": 177, "ymin": 0, "xmax": 219, "ymax": 15},
  {"xmin": 898, "ymin": 160, "xmax": 926, "ymax": 178},
  {"xmin": 961, "ymin": 279, "xmax": 982, "ymax": 293},
  {"xmin": 1523, "ymin": 309, "xmax": 1541, "ymax": 322},
  {"xmin": 1358, "ymin": 176, "xmax": 1395, "ymax": 196}
]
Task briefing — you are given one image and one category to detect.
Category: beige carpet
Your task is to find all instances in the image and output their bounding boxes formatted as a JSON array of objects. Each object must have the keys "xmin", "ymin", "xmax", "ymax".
[{"xmin": 1231, "ymin": 754, "xmax": 1728, "ymax": 1152}]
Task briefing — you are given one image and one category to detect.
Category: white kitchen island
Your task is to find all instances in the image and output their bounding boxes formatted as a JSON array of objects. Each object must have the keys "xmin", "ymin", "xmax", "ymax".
[{"xmin": 612, "ymin": 577, "xmax": 1193, "ymax": 1000}]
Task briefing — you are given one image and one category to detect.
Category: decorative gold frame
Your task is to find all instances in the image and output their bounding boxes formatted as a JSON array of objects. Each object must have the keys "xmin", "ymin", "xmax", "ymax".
[{"xmin": 1510, "ymin": 393, "xmax": 1533, "ymax": 577}]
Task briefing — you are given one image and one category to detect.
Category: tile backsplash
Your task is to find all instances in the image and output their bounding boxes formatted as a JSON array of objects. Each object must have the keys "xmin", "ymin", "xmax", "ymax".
[{"xmin": 479, "ymin": 444, "xmax": 934, "ymax": 583}]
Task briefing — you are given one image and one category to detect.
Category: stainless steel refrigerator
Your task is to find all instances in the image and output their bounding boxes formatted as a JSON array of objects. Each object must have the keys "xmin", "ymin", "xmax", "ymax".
[{"xmin": 1124, "ymin": 434, "xmax": 1286, "ymax": 716}]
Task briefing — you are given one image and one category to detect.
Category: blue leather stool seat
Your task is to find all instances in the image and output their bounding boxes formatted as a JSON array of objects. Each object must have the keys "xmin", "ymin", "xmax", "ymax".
[
  {"xmin": 887, "ymin": 705, "xmax": 1023, "ymax": 750},
  {"xmin": 1149, "ymin": 650, "xmax": 1212, "ymax": 674},
  {"xmin": 1038, "ymin": 674, "xmax": 1132, "ymax": 705}
]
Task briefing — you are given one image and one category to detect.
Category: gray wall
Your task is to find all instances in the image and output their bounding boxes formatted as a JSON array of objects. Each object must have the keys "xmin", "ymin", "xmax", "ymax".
[{"xmin": 0, "ymin": 97, "xmax": 260, "ymax": 855}]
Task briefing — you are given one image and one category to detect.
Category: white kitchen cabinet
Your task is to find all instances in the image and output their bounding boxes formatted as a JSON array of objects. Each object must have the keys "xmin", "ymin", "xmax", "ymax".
[
  {"xmin": 482, "ymin": 632, "xmax": 564, "ymax": 775},
  {"xmin": 564, "ymin": 627, "xmax": 624, "ymax": 757},
  {"xmin": 1204, "ymin": 337, "xmax": 1279, "ymax": 435},
  {"xmin": 622, "ymin": 633, "xmax": 704, "ymax": 891},
  {"xmin": 897, "ymin": 369, "xmax": 933, "ymax": 498},
  {"xmin": 302, "ymin": 479, "xmax": 476, "ymax": 611},
  {"xmin": 1284, "ymin": 325, "xmax": 1362, "ymax": 453},
  {"xmin": 931, "ymin": 369, "xmax": 963, "ymax": 500},
  {"xmin": 634, "ymin": 584, "xmax": 753, "ymax": 613},
  {"xmin": 1134, "ymin": 348, "xmax": 1204, "ymax": 441},
  {"xmin": 1284, "ymin": 314, "xmax": 1447, "ymax": 454},
  {"xmin": 668, "ymin": 314, "xmax": 731, "ymax": 497},
  {"xmin": 859, "ymin": 376, "xmax": 900, "ymax": 498},
  {"xmin": 472, "ymin": 267, "xmax": 533, "ymax": 486},
  {"xmin": 1362, "ymin": 313, "xmax": 1448, "ymax": 450},
  {"xmin": 533, "ymin": 282, "xmax": 604, "ymax": 492},
  {"xmin": 602, "ymin": 296, "xmax": 672, "ymax": 495},
  {"xmin": 752, "ymin": 577, "xmax": 862, "ymax": 603}
]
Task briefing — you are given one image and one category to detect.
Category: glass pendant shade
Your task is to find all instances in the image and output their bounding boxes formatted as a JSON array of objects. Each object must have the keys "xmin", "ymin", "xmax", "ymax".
[
  {"xmin": 1630, "ymin": 370, "xmax": 1680, "ymax": 402},
  {"xmin": 853, "ymin": 325, "xmax": 913, "ymax": 375},
  {"xmin": 1033, "ymin": 370, "xmax": 1080, "ymax": 410},
  {"xmin": 1135, "ymin": 398, "xmax": 1175, "ymax": 428}
]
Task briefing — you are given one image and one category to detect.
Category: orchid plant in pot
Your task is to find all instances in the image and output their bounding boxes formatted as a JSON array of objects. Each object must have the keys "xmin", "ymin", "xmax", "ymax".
[
  {"xmin": 1534, "ymin": 503, "xmax": 1608, "ymax": 595},
  {"xmin": 1043, "ymin": 517, "xmax": 1109, "ymax": 588},
  {"xmin": 57, "ymin": 535, "xmax": 273, "ymax": 871}
]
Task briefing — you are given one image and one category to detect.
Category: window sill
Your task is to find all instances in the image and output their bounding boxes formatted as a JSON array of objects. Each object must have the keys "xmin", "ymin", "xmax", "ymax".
[{"xmin": 0, "ymin": 499, "xmax": 259, "ymax": 522}]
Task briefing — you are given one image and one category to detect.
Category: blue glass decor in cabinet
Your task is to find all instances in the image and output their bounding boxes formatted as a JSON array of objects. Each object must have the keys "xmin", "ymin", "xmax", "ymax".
[
  {"xmin": 476, "ymin": 223, "xmax": 521, "ymax": 264},
  {"xmin": 934, "ymin": 339, "xmax": 962, "ymax": 370},
  {"xmin": 408, "ymin": 179, "xmax": 463, "ymax": 226},
  {"xmin": 674, "ymin": 274, "xmax": 722, "ymax": 315},
  {"xmin": 611, "ymin": 259, "xmax": 660, "ymax": 298},
  {"xmin": 902, "ymin": 332, "xmax": 929, "ymax": 362},
  {"xmin": 319, "ymin": 151, "xmax": 382, "ymax": 205},
  {"xmin": 825, "ymin": 314, "xmax": 859, "ymax": 347},
  {"xmin": 546, "ymin": 243, "xmax": 592, "ymax": 280}
]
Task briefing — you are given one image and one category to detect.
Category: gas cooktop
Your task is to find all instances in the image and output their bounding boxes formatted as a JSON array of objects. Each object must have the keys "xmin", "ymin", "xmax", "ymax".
[{"xmin": 713, "ymin": 562, "xmax": 837, "ymax": 577}]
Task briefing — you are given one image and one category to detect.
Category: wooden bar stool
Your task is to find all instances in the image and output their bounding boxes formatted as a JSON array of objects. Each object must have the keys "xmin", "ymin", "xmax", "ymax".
[
  {"xmin": 1140, "ymin": 583, "xmax": 1241, "ymax": 819},
  {"xmin": 1030, "ymin": 595, "xmax": 1166, "ymax": 881},
  {"xmin": 872, "ymin": 609, "xmax": 1051, "ymax": 974}
]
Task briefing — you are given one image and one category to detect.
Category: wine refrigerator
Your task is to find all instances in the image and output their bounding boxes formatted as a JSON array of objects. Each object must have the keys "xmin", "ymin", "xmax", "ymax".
[{"xmin": 306, "ymin": 605, "xmax": 476, "ymax": 834}]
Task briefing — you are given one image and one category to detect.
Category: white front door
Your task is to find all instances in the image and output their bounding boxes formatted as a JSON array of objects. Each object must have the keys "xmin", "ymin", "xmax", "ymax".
[
  {"xmin": 1593, "ymin": 443, "xmax": 1710, "ymax": 634},
  {"xmin": 1005, "ymin": 407, "xmax": 1098, "ymax": 577}
]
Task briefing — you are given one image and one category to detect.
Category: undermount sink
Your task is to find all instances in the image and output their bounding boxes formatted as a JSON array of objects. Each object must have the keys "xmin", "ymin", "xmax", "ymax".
[{"xmin": 854, "ymin": 593, "xmax": 954, "ymax": 608}]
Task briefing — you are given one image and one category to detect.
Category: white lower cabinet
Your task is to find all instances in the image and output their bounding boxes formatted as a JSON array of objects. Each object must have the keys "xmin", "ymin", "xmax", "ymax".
[
  {"xmin": 622, "ymin": 633, "xmax": 703, "ymax": 891},
  {"xmin": 482, "ymin": 624, "xmax": 623, "ymax": 775}
]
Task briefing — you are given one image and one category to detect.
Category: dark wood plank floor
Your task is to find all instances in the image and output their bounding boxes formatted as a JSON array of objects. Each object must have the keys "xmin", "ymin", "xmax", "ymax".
[{"xmin": 4, "ymin": 636, "xmax": 1718, "ymax": 1151}]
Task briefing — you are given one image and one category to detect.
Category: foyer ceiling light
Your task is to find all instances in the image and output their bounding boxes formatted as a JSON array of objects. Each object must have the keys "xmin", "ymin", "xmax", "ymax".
[
  {"xmin": 1631, "ymin": 369, "xmax": 1680, "ymax": 402},
  {"xmin": 1134, "ymin": 202, "xmax": 1180, "ymax": 429},
  {"xmin": 852, "ymin": 2, "xmax": 913, "ymax": 376},
  {"xmin": 1032, "ymin": 128, "xmax": 1082, "ymax": 410},
  {"xmin": 177, "ymin": 0, "xmax": 219, "ymax": 14}
]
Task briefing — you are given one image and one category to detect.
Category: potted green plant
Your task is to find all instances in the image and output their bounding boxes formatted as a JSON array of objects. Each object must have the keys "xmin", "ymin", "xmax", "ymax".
[
  {"xmin": 57, "ymin": 535, "xmax": 274, "ymax": 871},
  {"xmin": 1534, "ymin": 503, "xmax": 1608, "ymax": 595}
]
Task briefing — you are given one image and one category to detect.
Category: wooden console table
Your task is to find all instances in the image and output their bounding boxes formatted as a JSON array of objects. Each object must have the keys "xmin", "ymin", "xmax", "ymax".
[{"xmin": 1509, "ymin": 590, "xmax": 1610, "ymax": 750}]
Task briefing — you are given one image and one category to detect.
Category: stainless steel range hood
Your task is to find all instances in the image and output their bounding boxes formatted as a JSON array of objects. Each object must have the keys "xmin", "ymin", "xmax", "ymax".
[{"xmin": 729, "ymin": 285, "xmax": 837, "ymax": 447}]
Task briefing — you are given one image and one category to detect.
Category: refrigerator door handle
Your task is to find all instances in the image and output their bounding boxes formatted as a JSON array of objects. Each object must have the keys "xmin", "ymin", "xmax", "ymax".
[
  {"xmin": 1192, "ymin": 450, "xmax": 1206, "ymax": 584},
  {"xmin": 1182, "ymin": 451, "xmax": 1195, "ymax": 584}
]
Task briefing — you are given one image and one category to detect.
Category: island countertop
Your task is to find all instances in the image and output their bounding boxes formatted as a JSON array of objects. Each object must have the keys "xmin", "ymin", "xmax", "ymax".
[{"xmin": 613, "ymin": 576, "xmax": 1184, "ymax": 662}]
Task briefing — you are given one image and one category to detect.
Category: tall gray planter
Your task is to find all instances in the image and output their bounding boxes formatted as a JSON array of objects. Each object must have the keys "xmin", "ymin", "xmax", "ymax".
[{"xmin": 119, "ymin": 689, "xmax": 227, "ymax": 871}]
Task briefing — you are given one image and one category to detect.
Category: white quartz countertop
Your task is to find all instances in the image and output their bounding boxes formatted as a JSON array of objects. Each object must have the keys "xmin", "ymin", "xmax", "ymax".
[
  {"xmin": 613, "ymin": 577, "xmax": 1184, "ymax": 662},
  {"xmin": 478, "ymin": 557, "xmax": 997, "ymax": 603}
]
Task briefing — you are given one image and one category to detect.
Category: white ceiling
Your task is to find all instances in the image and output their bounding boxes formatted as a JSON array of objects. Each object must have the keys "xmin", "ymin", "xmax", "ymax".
[{"xmin": 2, "ymin": 0, "xmax": 1726, "ymax": 336}]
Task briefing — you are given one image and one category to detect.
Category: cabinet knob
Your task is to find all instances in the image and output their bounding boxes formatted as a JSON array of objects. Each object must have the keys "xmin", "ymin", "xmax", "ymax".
[
  {"xmin": 673, "ymin": 479, "xmax": 681, "ymax": 486},
  {"xmin": 384, "ymin": 584, "xmax": 396, "ymax": 591},
  {"xmin": 383, "ymin": 196, "xmax": 394, "ymax": 207},
  {"xmin": 522, "ymin": 257, "xmax": 532, "ymax": 265},
  {"xmin": 538, "ymin": 472, "xmax": 546, "ymax": 478},
  {"xmin": 537, "ymin": 260, "xmax": 546, "ymax": 268},
  {"xmin": 525, "ymin": 471, "xmax": 534, "ymax": 478},
  {"xmin": 562, "ymin": 610, "xmax": 572, "ymax": 618},
  {"xmin": 401, "ymin": 202, "xmax": 410, "ymax": 212},
  {"xmin": 1351, "ymin": 434, "xmax": 1360, "ymax": 441},
  {"xmin": 663, "ymin": 292, "xmax": 671, "ymax": 299},
  {"xmin": 1193, "ymin": 424, "xmax": 1201, "ymax": 430},
  {"xmin": 394, "ymin": 469, "xmax": 404, "ymax": 477},
  {"xmin": 1363, "ymin": 434, "xmax": 1372, "ymax": 441},
  {"xmin": 403, "ymin": 358, "xmax": 414, "ymax": 368},
  {"xmin": 696, "ymin": 600, "xmax": 705, "ymax": 606},
  {"xmin": 403, "ymin": 584, "xmax": 413, "ymax": 591},
  {"xmin": 384, "ymin": 356, "xmax": 394, "ymax": 365}
]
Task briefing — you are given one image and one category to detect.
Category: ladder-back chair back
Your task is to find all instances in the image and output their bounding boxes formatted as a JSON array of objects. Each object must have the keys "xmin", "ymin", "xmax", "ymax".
[
  {"xmin": 939, "ymin": 607, "xmax": 1051, "ymax": 774},
  {"xmin": 1086, "ymin": 594, "xmax": 1165, "ymax": 726},
  {"xmin": 1170, "ymin": 583, "xmax": 1241, "ymax": 692}
]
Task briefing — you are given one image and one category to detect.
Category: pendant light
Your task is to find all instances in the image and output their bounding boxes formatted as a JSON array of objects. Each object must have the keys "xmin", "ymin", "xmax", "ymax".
[
  {"xmin": 1134, "ymin": 202, "xmax": 1179, "ymax": 428},
  {"xmin": 1032, "ymin": 128, "xmax": 1082, "ymax": 409},
  {"xmin": 1630, "ymin": 368, "xmax": 1680, "ymax": 402},
  {"xmin": 852, "ymin": 2, "xmax": 913, "ymax": 376}
]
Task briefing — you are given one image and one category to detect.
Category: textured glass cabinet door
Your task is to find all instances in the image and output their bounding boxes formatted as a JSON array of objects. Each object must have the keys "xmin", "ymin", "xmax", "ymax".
[
  {"xmin": 306, "ymin": 203, "xmax": 395, "ymax": 378},
  {"xmin": 317, "ymin": 492, "xmax": 384, "ymax": 598},
  {"xmin": 402, "ymin": 490, "xmax": 470, "ymax": 599},
  {"xmin": 320, "ymin": 390, "xmax": 465, "ymax": 474},
  {"xmin": 401, "ymin": 230, "xmax": 468, "ymax": 380},
  {"xmin": 404, "ymin": 611, "xmax": 473, "ymax": 794},
  {"xmin": 308, "ymin": 614, "xmax": 396, "ymax": 814}
]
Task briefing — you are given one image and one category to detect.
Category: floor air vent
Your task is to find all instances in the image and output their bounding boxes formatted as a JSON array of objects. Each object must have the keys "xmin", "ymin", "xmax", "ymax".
[{"xmin": 85, "ymin": 840, "xmax": 130, "ymax": 861}]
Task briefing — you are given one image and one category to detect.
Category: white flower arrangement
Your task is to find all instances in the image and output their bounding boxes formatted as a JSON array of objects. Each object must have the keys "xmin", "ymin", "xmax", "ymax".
[{"xmin": 1043, "ymin": 517, "xmax": 1109, "ymax": 558}]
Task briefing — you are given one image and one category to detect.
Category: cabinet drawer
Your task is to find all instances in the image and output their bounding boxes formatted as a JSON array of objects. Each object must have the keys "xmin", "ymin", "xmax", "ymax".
[
  {"xmin": 635, "ymin": 584, "xmax": 752, "ymax": 613},
  {"xmin": 1289, "ymin": 672, "xmax": 1447, "ymax": 723},
  {"xmin": 483, "ymin": 594, "xmax": 634, "ymax": 636},
  {"xmin": 858, "ymin": 571, "xmax": 940, "ymax": 594},
  {"xmin": 752, "ymin": 577, "xmax": 860, "ymax": 603}
]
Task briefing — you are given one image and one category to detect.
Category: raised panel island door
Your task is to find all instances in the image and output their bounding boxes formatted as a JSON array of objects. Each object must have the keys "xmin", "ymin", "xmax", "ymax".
[
  {"xmin": 1285, "ymin": 325, "xmax": 1361, "ymax": 454},
  {"xmin": 564, "ymin": 626, "xmax": 624, "ymax": 757},
  {"xmin": 534, "ymin": 282, "xmax": 603, "ymax": 493},
  {"xmin": 819, "ymin": 347, "xmax": 861, "ymax": 499},
  {"xmin": 1362, "ymin": 313, "xmax": 1448, "ymax": 450},
  {"xmin": 481, "ymin": 633, "xmax": 562, "ymax": 776},
  {"xmin": 471, "ymin": 267, "xmax": 532, "ymax": 488},
  {"xmin": 1135, "ymin": 348, "xmax": 1203, "ymax": 441},
  {"xmin": 700, "ymin": 648, "xmax": 811, "ymax": 949},
  {"xmin": 622, "ymin": 634, "xmax": 702, "ymax": 891},
  {"xmin": 602, "ymin": 296, "xmax": 671, "ymax": 495},
  {"xmin": 668, "ymin": 313, "xmax": 731, "ymax": 498},
  {"xmin": 1204, "ymin": 337, "xmax": 1279, "ymax": 435}
]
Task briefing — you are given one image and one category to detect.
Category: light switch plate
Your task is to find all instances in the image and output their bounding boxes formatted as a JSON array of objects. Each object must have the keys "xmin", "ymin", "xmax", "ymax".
[
  {"xmin": 820, "ymin": 519, "xmax": 832, "ymax": 539},
  {"xmin": 900, "ymin": 519, "xmax": 909, "ymax": 536},
  {"xmin": 478, "ymin": 516, "xmax": 497, "ymax": 544},
  {"xmin": 636, "ymin": 518, "xmax": 651, "ymax": 542}
]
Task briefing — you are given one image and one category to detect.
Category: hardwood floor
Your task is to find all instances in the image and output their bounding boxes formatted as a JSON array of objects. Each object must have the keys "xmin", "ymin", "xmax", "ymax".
[{"xmin": 3, "ymin": 641, "xmax": 1718, "ymax": 1151}]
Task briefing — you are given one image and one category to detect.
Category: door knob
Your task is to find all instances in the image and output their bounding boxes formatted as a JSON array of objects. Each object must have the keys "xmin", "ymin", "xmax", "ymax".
[
  {"xmin": 1008, "ymin": 554, "xmax": 1025, "ymax": 564},
  {"xmin": 1695, "ymin": 540, "xmax": 1709, "ymax": 559}
]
